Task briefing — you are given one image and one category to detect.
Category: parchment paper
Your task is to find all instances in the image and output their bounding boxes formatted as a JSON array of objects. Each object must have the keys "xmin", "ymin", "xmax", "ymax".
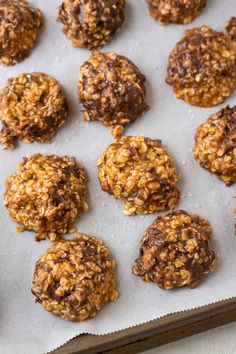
[{"xmin": 0, "ymin": 1, "xmax": 236, "ymax": 353}]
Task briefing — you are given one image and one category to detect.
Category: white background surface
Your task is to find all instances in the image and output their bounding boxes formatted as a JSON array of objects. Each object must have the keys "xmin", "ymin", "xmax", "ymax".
[
  {"xmin": 143, "ymin": 322, "xmax": 236, "ymax": 354},
  {"xmin": 0, "ymin": 0, "xmax": 236, "ymax": 353}
]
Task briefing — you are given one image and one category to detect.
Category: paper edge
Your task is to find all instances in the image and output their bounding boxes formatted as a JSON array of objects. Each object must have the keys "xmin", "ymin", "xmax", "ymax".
[{"xmin": 46, "ymin": 295, "xmax": 236, "ymax": 353}]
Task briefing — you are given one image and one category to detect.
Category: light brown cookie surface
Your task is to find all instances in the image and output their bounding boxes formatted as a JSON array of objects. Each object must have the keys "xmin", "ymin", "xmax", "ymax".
[
  {"xmin": 98, "ymin": 136, "xmax": 180, "ymax": 215},
  {"xmin": 147, "ymin": 0, "xmax": 206, "ymax": 25},
  {"xmin": 0, "ymin": 0, "xmax": 43, "ymax": 66},
  {"xmin": 166, "ymin": 24, "xmax": 236, "ymax": 107},
  {"xmin": 194, "ymin": 105, "xmax": 236, "ymax": 185},
  {"xmin": 32, "ymin": 233, "xmax": 118, "ymax": 321},
  {"xmin": 4, "ymin": 154, "xmax": 88, "ymax": 241},
  {"xmin": 0, "ymin": 73, "xmax": 69, "ymax": 149}
]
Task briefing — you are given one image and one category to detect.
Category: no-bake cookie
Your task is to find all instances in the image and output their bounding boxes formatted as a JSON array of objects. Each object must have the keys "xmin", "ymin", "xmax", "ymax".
[
  {"xmin": 0, "ymin": 0, "xmax": 43, "ymax": 66},
  {"xmin": 97, "ymin": 136, "xmax": 180, "ymax": 215},
  {"xmin": 0, "ymin": 73, "xmax": 69, "ymax": 149},
  {"xmin": 147, "ymin": 0, "xmax": 206, "ymax": 25},
  {"xmin": 79, "ymin": 51, "xmax": 148, "ymax": 138},
  {"xmin": 4, "ymin": 154, "xmax": 88, "ymax": 241},
  {"xmin": 132, "ymin": 210, "xmax": 216, "ymax": 289},
  {"xmin": 57, "ymin": 0, "xmax": 125, "ymax": 50},
  {"xmin": 32, "ymin": 233, "xmax": 118, "ymax": 321},
  {"xmin": 166, "ymin": 23, "xmax": 236, "ymax": 107},
  {"xmin": 194, "ymin": 105, "xmax": 236, "ymax": 185}
]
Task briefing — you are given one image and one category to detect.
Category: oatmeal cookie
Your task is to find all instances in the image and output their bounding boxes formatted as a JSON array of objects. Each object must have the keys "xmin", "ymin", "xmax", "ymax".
[
  {"xmin": 132, "ymin": 210, "xmax": 216, "ymax": 289},
  {"xmin": 0, "ymin": 73, "xmax": 69, "ymax": 149},
  {"xmin": 4, "ymin": 154, "xmax": 88, "ymax": 241},
  {"xmin": 194, "ymin": 105, "xmax": 236, "ymax": 185},
  {"xmin": 147, "ymin": 0, "xmax": 206, "ymax": 25},
  {"xmin": 97, "ymin": 136, "xmax": 180, "ymax": 215},
  {"xmin": 57, "ymin": 0, "xmax": 125, "ymax": 50},
  {"xmin": 166, "ymin": 23, "xmax": 236, "ymax": 107},
  {"xmin": 79, "ymin": 51, "xmax": 148, "ymax": 138},
  {"xmin": 32, "ymin": 233, "xmax": 118, "ymax": 321},
  {"xmin": 0, "ymin": 0, "xmax": 43, "ymax": 66}
]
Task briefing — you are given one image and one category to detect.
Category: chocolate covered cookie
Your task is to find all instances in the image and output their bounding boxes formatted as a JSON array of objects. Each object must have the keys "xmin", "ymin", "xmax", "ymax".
[
  {"xmin": 79, "ymin": 51, "xmax": 148, "ymax": 138},
  {"xmin": 166, "ymin": 22, "xmax": 236, "ymax": 107},
  {"xmin": 133, "ymin": 210, "xmax": 216, "ymax": 289},
  {"xmin": 58, "ymin": 0, "xmax": 125, "ymax": 49}
]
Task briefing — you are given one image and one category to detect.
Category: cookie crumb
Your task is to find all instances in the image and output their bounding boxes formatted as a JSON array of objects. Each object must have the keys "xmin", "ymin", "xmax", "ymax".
[{"xmin": 226, "ymin": 17, "xmax": 236, "ymax": 41}]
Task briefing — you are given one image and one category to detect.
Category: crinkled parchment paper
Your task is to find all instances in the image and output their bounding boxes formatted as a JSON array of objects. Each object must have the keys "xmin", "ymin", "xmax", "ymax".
[{"xmin": 0, "ymin": 0, "xmax": 236, "ymax": 353}]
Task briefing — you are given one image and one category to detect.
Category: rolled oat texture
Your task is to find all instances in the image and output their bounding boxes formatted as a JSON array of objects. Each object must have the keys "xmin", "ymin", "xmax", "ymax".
[
  {"xmin": 79, "ymin": 51, "xmax": 148, "ymax": 138},
  {"xmin": 226, "ymin": 17, "xmax": 236, "ymax": 41},
  {"xmin": 0, "ymin": 0, "xmax": 43, "ymax": 66},
  {"xmin": 57, "ymin": 0, "xmax": 125, "ymax": 50},
  {"xmin": 132, "ymin": 210, "xmax": 216, "ymax": 289},
  {"xmin": 147, "ymin": 0, "xmax": 206, "ymax": 25},
  {"xmin": 97, "ymin": 136, "xmax": 180, "ymax": 215},
  {"xmin": 4, "ymin": 154, "xmax": 88, "ymax": 241},
  {"xmin": 194, "ymin": 105, "xmax": 236, "ymax": 186},
  {"xmin": 166, "ymin": 22, "xmax": 236, "ymax": 107},
  {"xmin": 0, "ymin": 73, "xmax": 69, "ymax": 149},
  {"xmin": 32, "ymin": 233, "xmax": 118, "ymax": 321}
]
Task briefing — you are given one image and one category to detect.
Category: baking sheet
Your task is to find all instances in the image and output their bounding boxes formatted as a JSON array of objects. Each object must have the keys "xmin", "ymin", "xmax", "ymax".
[{"xmin": 0, "ymin": 1, "xmax": 236, "ymax": 353}]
